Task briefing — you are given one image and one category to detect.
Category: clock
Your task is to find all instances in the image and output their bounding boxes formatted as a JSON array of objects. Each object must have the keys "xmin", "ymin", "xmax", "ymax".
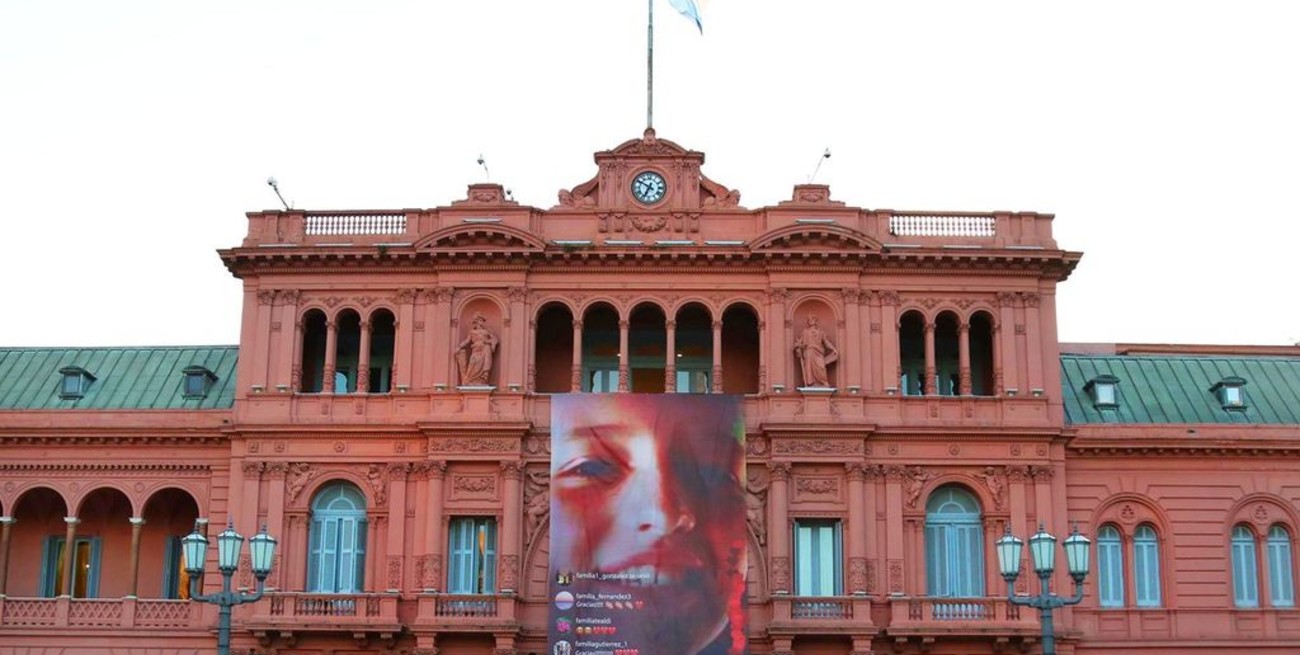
[{"xmin": 631, "ymin": 170, "xmax": 667, "ymax": 205}]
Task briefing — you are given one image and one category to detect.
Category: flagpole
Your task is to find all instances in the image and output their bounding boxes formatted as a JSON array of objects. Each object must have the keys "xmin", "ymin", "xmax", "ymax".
[{"xmin": 647, "ymin": 0, "xmax": 654, "ymax": 130}]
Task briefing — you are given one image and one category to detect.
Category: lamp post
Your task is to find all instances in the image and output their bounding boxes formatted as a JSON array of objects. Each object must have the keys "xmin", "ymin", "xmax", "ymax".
[
  {"xmin": 996, "ymin": 524, "xmax": 1091, "ymax": 655},
  {"xmin": 182, "ymin": 522, "xmax": 278, "ymax": 655}
]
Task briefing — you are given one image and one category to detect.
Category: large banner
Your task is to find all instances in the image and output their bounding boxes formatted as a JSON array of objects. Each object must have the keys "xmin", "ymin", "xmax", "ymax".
[{"xmin": 549, "ymin": 394, "xmax": 747, "ymax": 655}]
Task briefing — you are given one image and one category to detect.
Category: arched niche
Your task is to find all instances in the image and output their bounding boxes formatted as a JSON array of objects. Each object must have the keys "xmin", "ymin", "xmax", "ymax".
[
  {"xmin": 455, "ymin": 297, "xmax": 505, "ymax": 388},
  {"xmin": 791, "ymin": 299, "xmax": 839, "ymax": 388}
]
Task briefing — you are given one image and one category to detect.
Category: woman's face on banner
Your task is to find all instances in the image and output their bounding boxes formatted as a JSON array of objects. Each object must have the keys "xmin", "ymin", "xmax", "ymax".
[{"xmin": 552, "ymin": 395, "xmax": 745, "ymax": 654}]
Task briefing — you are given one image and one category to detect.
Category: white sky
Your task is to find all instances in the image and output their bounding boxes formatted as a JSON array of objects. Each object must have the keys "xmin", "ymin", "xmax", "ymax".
[{"xmin": 2, "ymin": 1, "xmax": 1297, "ymax": 348}]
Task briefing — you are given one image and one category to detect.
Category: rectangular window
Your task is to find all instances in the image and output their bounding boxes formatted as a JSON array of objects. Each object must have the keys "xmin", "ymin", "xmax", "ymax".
[
  {"xmin": 1097, "ymin": 535, "xmax": 1125, "ymax": 607},
  {"xmin": 308, "ymin": 515, "xmax": 367, "ymax": 593},
  {"xmin": 794, "ymin": 519, "xmax": 842, "ymax": 596},
  {"xmin": 448, "ymin": 517, "xmax": 497, "ymax": 594},
  {"xmin": 162, "ymin": 536, "xmax": 193, "ymax": 599},
  {"xmin": 41, "ymin": 536, "xmax": 100, "ymax": 598},
  {"xmin": 925, "ymin": 523, "xmax": 984, "ymax": 598},
  {"xmin": 675, "ymin": 369, "xmax": 711, "ymax": 393},
  {"xmin": 587, "ymin": 369, "xmax": 618, "ymax": 393},
  {"xmin": 1133, "ymin": 532, "xmax": 1162, "ymax": 607}
]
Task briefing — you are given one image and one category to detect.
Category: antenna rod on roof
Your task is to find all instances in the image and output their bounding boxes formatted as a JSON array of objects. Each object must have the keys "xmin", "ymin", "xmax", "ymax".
[
  {"xmin": 647, "ymin": 0, "xmax": 654, "ymax": 130},
  {"xmin": 266, "ymin": 176, "xmax": 292, "ymax": 210},
  {"xmin": 808, "ymin": 148, "xmax": 832, "ymax": 183},
  {"xmin": 477, "ymin": 154, "xmax": 491, "ymax": 182}
]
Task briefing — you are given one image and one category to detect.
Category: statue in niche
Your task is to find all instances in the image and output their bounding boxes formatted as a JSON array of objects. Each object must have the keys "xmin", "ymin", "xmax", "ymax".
[
  {"xmin": 793, "ymin": 313, "xmax": 839, "ymax": 387},
  {"xmin": 455, "ymin": 312, "xmax": 499, "ymax": 386}
]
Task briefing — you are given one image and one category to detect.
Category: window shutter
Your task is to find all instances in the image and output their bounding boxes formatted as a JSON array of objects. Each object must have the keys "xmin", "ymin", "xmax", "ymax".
[
  {"xmin": 1232, "ymin": 527, "xmax": 1259, "ymax": 607},
  {"xmin": 925, "ymin": 524, "xmax": 946, "ymax": 596},
  {"xmin": 308, "ymin": 517, "xmax": 324, "ymax": 592},
  {"xmin": 954, "ymin": 523, "xmax": 985, "ymax": 598},
  {"xmin": 482, "ymin": 519, "xmax": 498, "ymax": 593},
  {"xmin": 1097, "ymin": 529, "xmax": 1124, "ymax": 607},
  {"xmin": 449, "ymin": 519, "xmax": 472, "ymax": 593},
  {"xmin": 1134, "ymin": 527, "xmax": 1161, "ymax": 607}
]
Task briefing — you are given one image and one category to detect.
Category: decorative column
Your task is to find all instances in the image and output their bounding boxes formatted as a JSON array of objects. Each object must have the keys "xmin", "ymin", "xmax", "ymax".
[
  {"xmin": 1024, "ymin": 293, "xmax": 1045, "ymax": 393},
  {"xmin": 883, "ymin": 466, "xmax": 905, "ymax": 595},
  {"xmin": 876, "ymin": 292, "xmax": 899, "ymax": 394},
  {"xmin": 127, "ymin": 517, "xmax": 145, "ymax": 598},
  {"xmin": 499, "ymin": 461, "xmax": 523, "ymax": 593},
  {"xmin": 617, "ymin": 319, "xmax": 630, "ymax": 392},
  {"xmin": 507, "ymin": 287, "xmax": 528, "ymax": 389},
  {"xmin": 322, "ymin": 320, "xmax": 338, "ymax": 393},
  {"xmin": 665, "ymin": 320, "xmax": 677, "ymax": 392},
  {"xmin": 276, "ymin": 290, "xmax": 302, "ymax": 390},
  {"xmin": 841, "ymin": 289, "xmax": 863, "ymax": 390},
  {"xmin": 570, "ymin": 320, "xmax": 584, "ymax": 392},
  {"xmin": 711, "ymin": 320, "xmax": 723, "ymax": 393},
  {"xmin": 845, "ymin": 463, "xmax": 868, "ymax": 595},
  {"xmin": 768, "ymin": 289, "xmax": 789, "ymax": 391},
  {"xmin": 386, "ymin": 463, "xmax": 410, "ymax": 592},
  {"xmin": 392, "ymin": 290, "xmax": 417, "ymax": 390},
  {"xmin": 291, "ymin": 318, "xmax": 305, "ymax": 392},
  {"xmin": 0, "ymin": 516, "xmax": 16, "ymax": 596},
  {"xmin": 422, "ymin": 461, "xmax": 447, "ymax": 591},
  {"xmin": 252, "ymin": 290, "xmax": 275, "ymax": 390},
  {"xmin": 767, "ymin": 462, "xmax": 791, "ymax": 594},
  {"xmin": 264, "ymin": 462, "xmax": 288, "ymax": 590},
  {"xmin": 958, "ymin": 321, "xmax": 971, "ymax": 395},
  {"xmin": 996, "ymin": 292, "xmax": 1019, "ymax": 394},
  {"xmin": 923, "ymin": 320, "xmax": 936, "ymax": 395},
  {"xmin": 62, "ymin": 517, "xmax": 80, "ymax": 596},
  {"xmin": 357, "ymin": 320, "xmax": 373, "ymax": 392},
  {"xmin": 431, "ymin": 288, "xmax": 455, "ymax": 388}
]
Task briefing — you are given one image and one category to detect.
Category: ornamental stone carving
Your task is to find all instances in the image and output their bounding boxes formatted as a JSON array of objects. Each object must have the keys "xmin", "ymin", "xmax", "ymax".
[
  {"xmin": 524, "ymin": 469, "xmax": 551, "ymax": 543},
  {"xmin": 773, "ymin": 439, "xmax": 861, "ymax": 456},
  {"xmin": 795, "ymin": 477, "xmax": 839, "ymax": 496},
  {"xmin": 428, "ymin": 438, "xmax": 516, "ymax": 453},
  {"xmin": 746, "ymin": 468, "xmax": 769, "ymax": 544},
  {"xmin": 499, "ymin": 554, "xmax": 520, "ymax": 591},
  {"xmin": 455, "ymin": 312, "xmax": 499, "ymax": 386},
  {"xmin": 848, "ymin": 557, "xmax": 869, "ymax": 594},
  {"xmin": 771, "ymin": 556, "xmax": 791, "ymax": 593},
  {"xmin": 286, "ymin": 462, "xmax": 320, "ymax": 505},
  {"xmin": 904, "ymin": 466, "xmax": 934, "ymax": 509},
  {"xmin": 387, "ymin": 556, "xmax": 402, "ymax": 589},
  {"xmin": 794, "ymin": 314, "xmax": 838, "ymax": 388},
  {"xmin": 364, "ymin": 464, "xmax": 388, "ymax": 506},
  {"xmin": 982, "ymin": 466, "xmax": 1006, "ymax": 510}
]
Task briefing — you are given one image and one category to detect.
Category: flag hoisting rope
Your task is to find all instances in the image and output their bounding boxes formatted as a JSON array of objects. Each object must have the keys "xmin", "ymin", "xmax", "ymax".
[{"xmin": 648, "ymin": 0, "xmax": 704, "ymax": 129}]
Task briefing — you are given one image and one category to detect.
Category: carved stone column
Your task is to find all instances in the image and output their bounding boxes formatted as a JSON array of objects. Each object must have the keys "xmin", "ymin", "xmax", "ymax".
[
  {"xmin": 665, "ymin": 320, "xmax": 677, "ymax": 392},
  {"xmin": 386, "ymin": 463, "xmax": 410, "ymax": 592},
  {"xmin": 768, "ymin": 462, "xmax": 791, "ymax": 594},
  {"xmin": 617, "ymin": 319, "xmax": 630, "ymax": 392},
  {"xmin": 0, "ymin": 516, "xmax": 13, "ymax": 595},
  {"xmin": 62, "ymin": 517, "xmax": 80, "ymax": 596},
  {"xmin": 322, "ymin": 320, "xmax": 338, "ymax": 393},
  {"xmin": 422, "ymin": 461, "xmax": 448, "ymax": 591},
  {"xmin": 499, "ymin": 461, "xmax": 523, "ymax": 593},
  {"xmin": 996, "ymin": 292, "xmax": 1019, "ymax": 394},
  {"xmin": 507, "ymin": 287, "xmax": 528, "ymax": 389},
  {"xmin": 431, "ymin": 288, "xmax": 455, "ymax": 388},
  {"xmin": 128, "ymin": 517, "xmax": 145, "ymax": 597},
  {"xmin": 357, "ymin": 320, "xmax": 372, "ymax": 392},
  {"xmin": 845, "ymin": 463, "xmax": 868, "ymax": 595},
  {"xmin": 711, "ymin": 319, "xmax": 723, "ymax": 393},
  {"xmin": 923, "ymin": 320, "xmax": 936, "ymax": 395},
  {"xmin": 768, "ymin": 289, "xmax": 789, "ymax": 390},
  {"xmin": 571, "ymin": 320, "xmax": 584, "ymax": 392},
  {"xmin": 958, "ymin": 321, "xmax": 971, "ymax": 395}
]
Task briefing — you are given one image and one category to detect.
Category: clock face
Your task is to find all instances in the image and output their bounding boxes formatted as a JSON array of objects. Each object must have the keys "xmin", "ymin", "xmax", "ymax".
[{"xmin": 631, "ymin": 171, "xmax": 667, "ymax": 204}]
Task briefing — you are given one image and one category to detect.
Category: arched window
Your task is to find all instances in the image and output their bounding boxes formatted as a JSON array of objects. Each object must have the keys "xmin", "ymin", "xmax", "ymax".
[
  {"xmin": 721, "ymin": 304, "xmax": 760, "ymax": 394},
  {"xmin": 367, "ymin": 309, "xmax": 396, "ymax": 393},
  {"xmin": 308, "ymin": 482, "xmax": 367, "ymax": 593},
  {"xmin": 1232, "ymin": 524, "xmax": 1259, "ymax": 607},
  {"xmin": 1134, "ymin": 524, "xmax": 1162, "ymax": 607},
  {"xmin": 934, "ymin": 312, "xmax": 960, "ymax": 395},
  {"xmin": 925, "ymin": 486, "xmax": 984, "ymax": 598},
  {"xmin": 334, "ymin": 310, "xmax": 362, "ymax": 393},
  {"xmin": 581, "ymin": 304, "xmax": 619, "ymax": 392},
  {"xmin": 969, "ymin": 311, "xmax": 995, "ymax": 396},
  {"xmin": 1097, "ymin": 524, "xmax": 1124, "ymax": 608},
  {"xmin": 534, "ymin": 303, "xmax": 575, "ymax": 393},
  {"xmin": 898, "ymin": 311, "xmax": 926, "ymax": 395},
  {"xmin": 1268, "ymin": 525, "xmax": 1295, "ymax": 607},
  {"xmin": 299, "ymin": 309, "xmax": 327, "ymax": 392}
]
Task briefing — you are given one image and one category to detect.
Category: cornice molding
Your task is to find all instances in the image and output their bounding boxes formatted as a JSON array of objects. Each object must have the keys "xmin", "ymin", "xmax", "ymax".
[{"xmin": 0, "ymin": 462, "xmax": 212, "ymax": 474}]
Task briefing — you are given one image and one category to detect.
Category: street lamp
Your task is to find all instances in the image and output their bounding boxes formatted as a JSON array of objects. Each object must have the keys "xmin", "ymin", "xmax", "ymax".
[
  {"xmin": 182, "ymin": 522, "xmax": 278, "ymax": 655},
  {"xmin": 996, "ymin": 524, "xmax": 1091, "ymax": 655}
]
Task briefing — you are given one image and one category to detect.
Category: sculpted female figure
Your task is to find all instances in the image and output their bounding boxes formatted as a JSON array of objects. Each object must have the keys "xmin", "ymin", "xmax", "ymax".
[
  {"xmin": 455, "ymin": 312, "xmax": 499, "ymax": 386},
  {"xmin": 793, "ymin": 313, "xmax": 839, "ymax": 387}
]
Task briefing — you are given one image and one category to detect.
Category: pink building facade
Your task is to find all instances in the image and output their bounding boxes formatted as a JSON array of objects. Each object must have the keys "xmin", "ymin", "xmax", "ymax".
[{"xmin": 2, "ymin": 131, "xmax": 1299, "ymax": 654}]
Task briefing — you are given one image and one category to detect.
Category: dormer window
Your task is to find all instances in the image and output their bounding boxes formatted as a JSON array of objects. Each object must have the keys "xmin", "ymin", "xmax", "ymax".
[
  {"xmin": 1084, "ymin": 374, "xmax": 1120, "ymax": 409},
  {"xmin": 58, "ymin": 366, "xmax": 96, "ymax": 399},
  {"xmin": 182, "ymin": 366, "xmax": 218, "ymax": 398},
  {"xmin": 1210, "ymin": 376, "xmax": 1248, "ymax": 411}
]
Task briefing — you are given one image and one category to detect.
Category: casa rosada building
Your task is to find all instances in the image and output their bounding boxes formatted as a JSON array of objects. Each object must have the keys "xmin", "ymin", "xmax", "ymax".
[{"xmin": 2, "ymin": 131, "xmax": 1300, "ymax": 655}]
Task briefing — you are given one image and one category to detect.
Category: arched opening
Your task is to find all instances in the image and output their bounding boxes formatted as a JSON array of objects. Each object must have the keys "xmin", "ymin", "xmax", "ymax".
[
  {"xmin": 924, "ymin": 485, "xmax": 983, "ymax": 598},
  {"xmin": 935, "ymin": 312, "xmax": 960, "ymax": 396},
  {"xmin": 581, "ymin": 304, "xmax": 620, "ymax": 392},
  {"xmin": 969, "ymin": 312, "xmax": 995, "ymax": 396},
  {"xmin": 899, "ymin": 311, "xmax": 926, "ymax": 396},
  {"xmin": 141, "ymin": 488, "xmax": 201, "ymax": 599},
  {"xmin": 629, "ymin": 303, "xmax": 667, "ymax": 393},
  {"xmin": 674, "ymin": 303, "xmax": 712, "ymax": 393},
  {"xmin": 1097, "ymin": 524, "xmax": 1124, "ymax": 607},
  {"xmin": 8, "ymin": 488, "xmax": 67, "ymax": 597},
  {"xmin": 308, "ymin": 481, "xmax": 368, "ymax": 593},
  {"xmin": 1232, "ymin": 524, "xmax": 1259, "ymax": 607},
  {"xmin": 535, "ymin": 303, "xmax": 575, "ymax": 393},
  {"xmin": 722, "ymin": 304, "xmax": 760, "ymax": 394},
  {"xmin": 334, "ymin": 309, "xmax": 362, "ymax": 393},
  {"xmin": 367, "ymin": 308, "xmax": 396, "ymax": 393},
  {"xmin": 299, "ymin": 309, "xmax": 327, "ymax": 393},
  {"xmin": 1133, "ymin": 523, "xmax": 1162, "ymax": 607},
  {"xmin": 70, "ymin": 487, "xmax": 133, "ymax": 598},
  {"xmin": 1268, "ymin": 525, "xmax": 1295, "ymax": 607}
]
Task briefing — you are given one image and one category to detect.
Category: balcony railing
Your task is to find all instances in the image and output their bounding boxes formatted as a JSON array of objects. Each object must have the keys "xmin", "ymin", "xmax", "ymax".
[
  {"xmin": 304, "ymin": 212, "xmax": 407, "ymax": 236},
  {"xmin": 250, "ymin": 592, "xmax": 399, "ymax": 629},
  {"xmin": 0, "ymin": 597, "xmax": 197, "ymax": 630},
  {"xmin": 889, "ymin": 214, "xmax": 996, "ymax": 238},
  {"xmin": 889, "ymin": 596, "xmax": 1035, "ymax": 634},
  {"xmin": 792, "ymin": 597, "xmax": 853, "ymax": 620}
]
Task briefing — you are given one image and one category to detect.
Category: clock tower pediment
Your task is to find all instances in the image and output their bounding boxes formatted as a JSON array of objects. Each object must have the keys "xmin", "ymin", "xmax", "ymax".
[{"xmin": 555, "ymin": 128, "xmax": 742, "ymax": 212}]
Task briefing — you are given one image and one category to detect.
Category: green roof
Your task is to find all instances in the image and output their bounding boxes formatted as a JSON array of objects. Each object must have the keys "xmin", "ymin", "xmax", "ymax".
[
  {"xmin": 1061, "ymin": 354, "xmax": 1300, "ymax": 425},
  {"xmin": 0, "ymin": 346, "xmax": 238, "ymax": 410}
]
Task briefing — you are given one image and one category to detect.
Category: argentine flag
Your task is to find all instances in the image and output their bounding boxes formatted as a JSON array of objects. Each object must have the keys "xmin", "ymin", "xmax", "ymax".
[{"xmin": 668, "ymin": 0, "xmax": 704, "ymax": 33}]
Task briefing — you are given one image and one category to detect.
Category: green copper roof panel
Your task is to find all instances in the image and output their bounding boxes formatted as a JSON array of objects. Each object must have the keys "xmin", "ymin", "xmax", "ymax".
[
  {"xmin": 0, "ymin": 346, "xmax": 238, "ymax": 410},
  {"xmin": 1061, "ymin": 354, "xmax": 1300, "ymax": 425}
]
